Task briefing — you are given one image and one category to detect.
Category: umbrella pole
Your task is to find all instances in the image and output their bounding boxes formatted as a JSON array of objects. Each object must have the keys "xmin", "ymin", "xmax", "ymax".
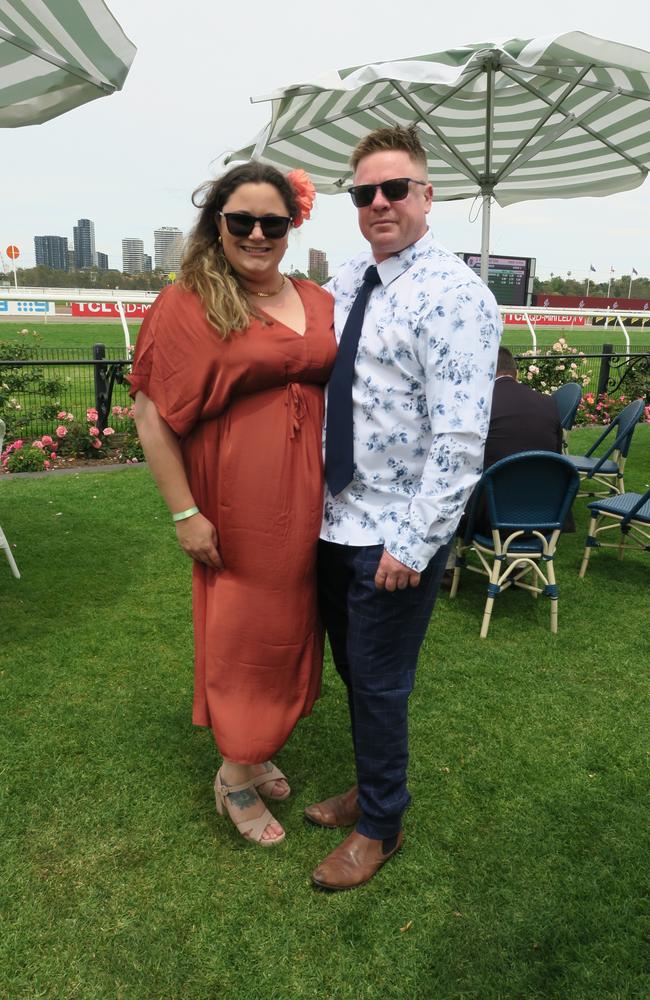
[{"xmin": 480, "ymin": 188, "xmax": 492, "ymax": 284}]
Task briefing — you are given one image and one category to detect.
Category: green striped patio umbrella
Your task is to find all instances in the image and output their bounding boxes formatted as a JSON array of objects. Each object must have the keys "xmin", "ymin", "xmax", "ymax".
[
  {"xmin": 0, "ymin": 0, "xmax": 135, "ymax": 127},
  {"xmin": 227, "ymin": 31, "xmax": 650, "ymax": 280}
]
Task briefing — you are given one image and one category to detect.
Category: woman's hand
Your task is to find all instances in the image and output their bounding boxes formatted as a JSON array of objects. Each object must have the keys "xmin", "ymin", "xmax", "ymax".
[{"xmin": 175, "ymin": 513, "xmax": 224, "ymax": 570}]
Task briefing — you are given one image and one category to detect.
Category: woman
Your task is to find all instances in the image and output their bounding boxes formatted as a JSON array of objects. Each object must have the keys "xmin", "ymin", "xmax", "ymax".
[{"xmin": 129, "ymin": 163, "xmax": 335, "ymax": 846}]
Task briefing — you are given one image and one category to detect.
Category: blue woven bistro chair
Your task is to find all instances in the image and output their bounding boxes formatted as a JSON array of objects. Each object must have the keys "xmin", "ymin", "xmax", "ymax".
[
  {"xmin": 566, "ymin": 397, "xmax": 644, "ymax": 497},
  {"xmin": 0, "ymin": 418, "xmax": 21, "ymax": 579},
  {"xmin": 552, "ymin": 382, "xmax": 582, "ymax": 431},
  {"xmin": 579, "ymin": 486, "xmax": 650, "ymax": 578},
  {"xmin": 449, "ymin": 451, "xmax": 580, "ymax": 638}
]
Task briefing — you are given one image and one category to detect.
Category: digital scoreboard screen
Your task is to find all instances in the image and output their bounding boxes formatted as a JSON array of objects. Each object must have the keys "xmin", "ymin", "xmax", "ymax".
[{"xmin": 460, "ymin": 253, "xmax": 533, "ymax": 306}]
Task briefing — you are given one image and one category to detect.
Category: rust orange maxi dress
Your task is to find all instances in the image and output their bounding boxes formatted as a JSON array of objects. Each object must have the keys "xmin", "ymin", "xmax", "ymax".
[{"xmin": 128, "ymin": 280, "xmax": 336, "ymax": 763}]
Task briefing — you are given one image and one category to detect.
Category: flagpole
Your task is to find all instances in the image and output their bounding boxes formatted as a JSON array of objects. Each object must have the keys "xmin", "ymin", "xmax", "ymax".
[
  {"xmin": 586, "ymin": 277, "xmax": 591, "ymax": 296},
  {"xmin": 628, "ymin": 274, "xmax": 632, "ymax": 297},
  {"xmin": 607, "ymin": 269, "xmax": 613, "ymax": 298}
]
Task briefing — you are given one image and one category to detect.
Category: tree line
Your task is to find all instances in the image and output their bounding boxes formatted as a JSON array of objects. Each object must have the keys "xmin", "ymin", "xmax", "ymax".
[
  {"xmin": 0, "ymin": 265, "xmax": 168, "ymax": 290},
  {"xmin": 533, "ymin": 274, "xmax": 650, "ymax": 298}
]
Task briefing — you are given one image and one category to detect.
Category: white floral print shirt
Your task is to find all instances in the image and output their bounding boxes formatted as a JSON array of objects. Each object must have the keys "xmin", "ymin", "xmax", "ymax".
[{"xmin": 320, "ymin": 230, "xmax": 502, "ymax": 571}]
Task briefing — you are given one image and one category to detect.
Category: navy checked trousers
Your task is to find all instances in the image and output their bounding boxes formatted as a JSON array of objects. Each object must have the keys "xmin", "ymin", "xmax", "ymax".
[{"xmin": 317, "ymin": 539, "xmax": 449, "ymax": 840}]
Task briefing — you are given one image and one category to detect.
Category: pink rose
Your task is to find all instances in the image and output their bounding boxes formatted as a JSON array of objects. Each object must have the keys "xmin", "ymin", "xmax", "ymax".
[
  {"xmin": 103, "ymin": 427, "xmax": 115, "ymax": 436},
  {"xmin": 87, "ymin": 407, "xmax": 99, "ymax": 422},
  {"xmin": 44, "ymin": 461, "xmax": 51, "ymax": 470},
  {"xmin": 89, "ymin": 426, "xmax": 100, "ymax": 437},
  {"xmin": 57, "ymin": 410, "xmax": 67, "ymax": 419},
  {"xmin": 32, "ymin": 440, "xmax": 44, "ymax": 449},
  {"xmin": 50, "ymin": 452, "xmax": 57, "ymax": 460},
  {"xmin": 41, "ymin": 435, "xmax": 53, "ymax": 446},
  {"xmin": 92, "ymin": 439, "xmax": 102, "ymax": 450},
  {"xmin": 56, "ymin": 426, "xmax": 67, "ymax": 438}
]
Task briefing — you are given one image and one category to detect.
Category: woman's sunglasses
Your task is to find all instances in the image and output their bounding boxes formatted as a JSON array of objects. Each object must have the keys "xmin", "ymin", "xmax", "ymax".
[
  {"xmin": 217, "ymin": 211, "xmax": 292, "ymax": 239},
  {"xmin": 348, "ymin": 177, "xmax": 426, "ymax": 208}
]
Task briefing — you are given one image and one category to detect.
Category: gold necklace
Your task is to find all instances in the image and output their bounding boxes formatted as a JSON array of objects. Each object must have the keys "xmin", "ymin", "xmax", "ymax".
[{"xmin": 246, "ymin": 275, "xmax": 287, "ymax": 298}]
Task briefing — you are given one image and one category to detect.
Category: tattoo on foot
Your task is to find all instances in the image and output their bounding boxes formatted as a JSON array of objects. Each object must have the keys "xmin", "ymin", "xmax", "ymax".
[{"xmin": 227, "ymin": 788, "xmax": 259, "ymax": 809}]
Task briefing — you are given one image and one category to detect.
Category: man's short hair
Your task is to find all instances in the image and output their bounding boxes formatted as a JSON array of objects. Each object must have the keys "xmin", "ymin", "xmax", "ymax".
[
  {"xmin": 350, "ymin": 124, "xmax": 427, "ymax": 173},
  {"xmin": 497, "ymin": 346, "xmax": 518, "ymax": 376}
]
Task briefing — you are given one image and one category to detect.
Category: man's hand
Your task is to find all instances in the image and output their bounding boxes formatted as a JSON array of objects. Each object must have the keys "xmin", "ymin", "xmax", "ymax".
[
  {"xmin": 175, "ymin": 513, "xmax": 224, "ymax": 570},
  {"xmin": 374, "ymin": 549, "xmax": 420, "ymax": 591}
]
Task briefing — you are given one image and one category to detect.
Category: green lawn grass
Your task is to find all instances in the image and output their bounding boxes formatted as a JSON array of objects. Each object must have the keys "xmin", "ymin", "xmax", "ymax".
[
  {"xmin": 0, "ymin": 321, "xmax": 140, "ymax": 352},
  {"xmin": 2, "ymin": 320, "xmax": 650, "ymax": 356},
  {"xmin": 1, "ymin": 427, "xmax": 649, "ymax": 998}
]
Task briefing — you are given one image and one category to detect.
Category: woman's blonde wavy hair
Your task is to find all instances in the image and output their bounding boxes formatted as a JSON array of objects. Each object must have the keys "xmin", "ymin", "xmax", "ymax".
[{"xmin": 180, "ymin": 163, "xmax": 298, "ymax": 338}]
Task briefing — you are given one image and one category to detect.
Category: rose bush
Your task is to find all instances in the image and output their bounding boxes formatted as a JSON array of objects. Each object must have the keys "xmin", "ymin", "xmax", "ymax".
[
  {"xmin": 575, "ymin": 392, "xmax": 650, "ymax": 427},
  {"xmin": 1, "ymin": 434, "xmax": 59, "ymax": 472},
  {"xmin": 110, "ymin": 404, "xmax": 144, "ymax": 463},
  {"xmin": 518, "ymin": 338, "xmax": 591, "ymax": 394},
  {"xmin": 54, "ymin": 408, "xmax": 115, "ymax": 459}
]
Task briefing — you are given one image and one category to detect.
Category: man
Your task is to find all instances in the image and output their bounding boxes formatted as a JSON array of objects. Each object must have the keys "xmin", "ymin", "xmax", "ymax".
[
  {"xmin": 483, "ymin": 346, "xmax": 563, "ymax": 471},
  {"xmin": 305, "ymin": 125, "xmax": 502, "ymax": 890},
  {"xmin": 464, "ymin": 345, "xmax": 566, "ymax": 537}
]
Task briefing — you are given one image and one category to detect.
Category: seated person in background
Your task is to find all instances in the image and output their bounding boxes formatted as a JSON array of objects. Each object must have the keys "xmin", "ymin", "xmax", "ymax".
[
  {"xmin": 483, "ymin": 345, "xmax": 563, "ymax": 470},
  {"xmin": 458, "ymin": 345, "xmax": 571, "ymax": 541}
]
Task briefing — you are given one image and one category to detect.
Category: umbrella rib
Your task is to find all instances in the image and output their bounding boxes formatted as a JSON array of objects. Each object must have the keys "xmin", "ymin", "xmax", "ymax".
[
  {"xmin": 268, "ymin": 81, "xmax": 439, "ymax": 143},
  {"xmin": 516, "ymin": 65, "xmax": 650, "ymax": 103},
  {"xmin": 496, "ymin": 65, "xmax": 592, "ymax": 178},
  {"xmin": 391, "ymin": 80, "xmax": 481, "ymax": 184},
  {"xmin": 0, "ymin": 26, "xmax": 115, "ymax": 93},
  {"xmin": 502, "ymin": 66, "xmax": 649, "ymax": 175}
]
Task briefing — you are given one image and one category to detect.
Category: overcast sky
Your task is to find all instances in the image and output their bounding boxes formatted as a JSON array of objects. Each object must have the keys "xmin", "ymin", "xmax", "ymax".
[{"xmin": 4, "ymin": 0, "xmax": 650, "ymax": 281}]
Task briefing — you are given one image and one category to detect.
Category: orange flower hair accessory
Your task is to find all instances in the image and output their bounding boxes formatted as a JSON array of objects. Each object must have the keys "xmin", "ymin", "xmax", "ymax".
[{"xmin": 287, "ymin": 168, "xmax": 316, "ymax": 228}]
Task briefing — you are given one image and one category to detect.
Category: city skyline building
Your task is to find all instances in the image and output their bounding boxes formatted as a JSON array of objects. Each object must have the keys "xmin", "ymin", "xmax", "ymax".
[
  {"xmin": 122, "ymin": 238, "xmax": 145, "ymax": 274},
  {"xmin": 154, "ymin": 226, "xmax": 183, "ymax": 272},
  {"xmin": 34, "ymin": 235, "xmax": 69, "ymax": 271},
  {"xmin": 97, "ymin": 252, "xmax": 109, "ymax": 271},
  {"xmin": 73, "ymin": 218, "xmax": 96, "ymax": 270},
  {"xmin": 308, "ymin": 247, "xmax": 329, "ymax": 284},
  {"xmin": 143, "ymin": 253, "xmax": 152, "ymax": 272}
]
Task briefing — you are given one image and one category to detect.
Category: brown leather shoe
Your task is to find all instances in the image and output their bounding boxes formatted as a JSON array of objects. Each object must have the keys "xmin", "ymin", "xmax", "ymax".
[
  {"xmin": 312, "ymin": 830, "xmax": 404, "ymax": 891},
  {"xmin": 304, "ymin": 785, "xmax": 361, "ymax": 829}
]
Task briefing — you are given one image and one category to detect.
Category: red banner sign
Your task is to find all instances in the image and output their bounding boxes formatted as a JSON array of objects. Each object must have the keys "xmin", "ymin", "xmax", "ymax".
[
  {"xmin": 503, "ymin": 313, "xmax": 586, "ymax": 326},
  {"xmin": 72, "ymin": 301, "xmax": 153, "ymax": 318}
]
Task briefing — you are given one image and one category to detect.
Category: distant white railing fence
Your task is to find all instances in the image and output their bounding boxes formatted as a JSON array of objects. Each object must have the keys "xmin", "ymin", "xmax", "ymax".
[
  {"xmin": 0, "ymin": 287, "xmax": 159, "ymax": 353},
  {"xmin": 2, "ymin": 289, "xmax": 650, "ymax": 355}
]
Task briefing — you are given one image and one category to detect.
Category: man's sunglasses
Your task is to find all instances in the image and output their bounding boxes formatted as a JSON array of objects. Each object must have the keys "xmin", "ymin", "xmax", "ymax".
[
  {"xmin": 216, "ymin": 211, "xmax": 292, "ymax": 239},
  {"xmin": 348, "ymin": 177, "xmax": 427, "ymax": 208}
]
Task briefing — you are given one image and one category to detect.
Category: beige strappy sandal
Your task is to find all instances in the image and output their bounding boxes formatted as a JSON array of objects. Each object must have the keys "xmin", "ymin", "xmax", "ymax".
[
  {"xmin": 251, "ymin": 762, "xmax": 291, "ymax": 801},
  {"xmin": 214, "ymin": 769, "xmax": 286, "ymax": 847}
]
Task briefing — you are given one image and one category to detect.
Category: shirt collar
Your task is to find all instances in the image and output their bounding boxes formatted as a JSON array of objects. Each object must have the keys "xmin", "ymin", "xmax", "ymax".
[{"xmin": 375, "ymin": 229, "xmax": 434, "ymax": 287}]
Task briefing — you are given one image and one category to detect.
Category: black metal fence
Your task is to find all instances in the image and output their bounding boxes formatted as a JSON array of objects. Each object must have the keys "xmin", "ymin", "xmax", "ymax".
[
  {"xmin": 0, "ymin": 344, "xmax": 131, "ymax": 440},
  {"xmin": 2, "ymin": 343, "xmax": 649, "ymax": 443},
  {"xmin": 512, "ymin": 344, "xmax": 650, "ymax": 398}
]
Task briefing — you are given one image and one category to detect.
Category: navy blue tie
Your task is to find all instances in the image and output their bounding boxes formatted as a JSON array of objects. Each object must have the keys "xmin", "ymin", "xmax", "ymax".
[{"xmin": 325, "ymin": 264, "xmax": 381, "ymax": 495}]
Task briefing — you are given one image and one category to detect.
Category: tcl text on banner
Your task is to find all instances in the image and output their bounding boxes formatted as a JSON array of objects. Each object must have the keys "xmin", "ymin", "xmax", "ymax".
[
  {"xmin": 71, "ymin": 302, "xmax": 153, "ymax": 318},
  {"xmin": 503, "ymin": 313, "xmax": 586, "ymax": 326}
]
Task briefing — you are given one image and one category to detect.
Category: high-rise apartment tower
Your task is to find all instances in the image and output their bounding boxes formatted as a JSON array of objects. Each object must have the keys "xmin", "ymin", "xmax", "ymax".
[
  {"xmin": 122, "ymin": 238, "xmax": 145, "ymax": 274},
  {"xmin": 154, "ymin": 226, "xmax": 183, "ymax": 272},
  {"xmin": 308, "ymin": 248, "xmax": 329, "ymax": 284},
  {"xmin": 34, "ymin": 235, "xmax": 69, "ymax": 271},
  {"xmin": 73, "ymin": 218, "xmax": 96, "ymax": 269}
]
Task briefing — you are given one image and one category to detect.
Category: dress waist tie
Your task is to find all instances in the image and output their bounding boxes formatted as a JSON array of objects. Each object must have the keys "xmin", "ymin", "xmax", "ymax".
[{"xmin": 286, "ymin": 382, "xmax": 306, "ymax": 440}]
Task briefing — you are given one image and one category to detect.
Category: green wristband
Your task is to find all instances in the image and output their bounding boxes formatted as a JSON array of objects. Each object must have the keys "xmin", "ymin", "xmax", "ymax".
[{"xmin": 172, "ymin": 506, "xmax": 199, "ymax": 523}]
